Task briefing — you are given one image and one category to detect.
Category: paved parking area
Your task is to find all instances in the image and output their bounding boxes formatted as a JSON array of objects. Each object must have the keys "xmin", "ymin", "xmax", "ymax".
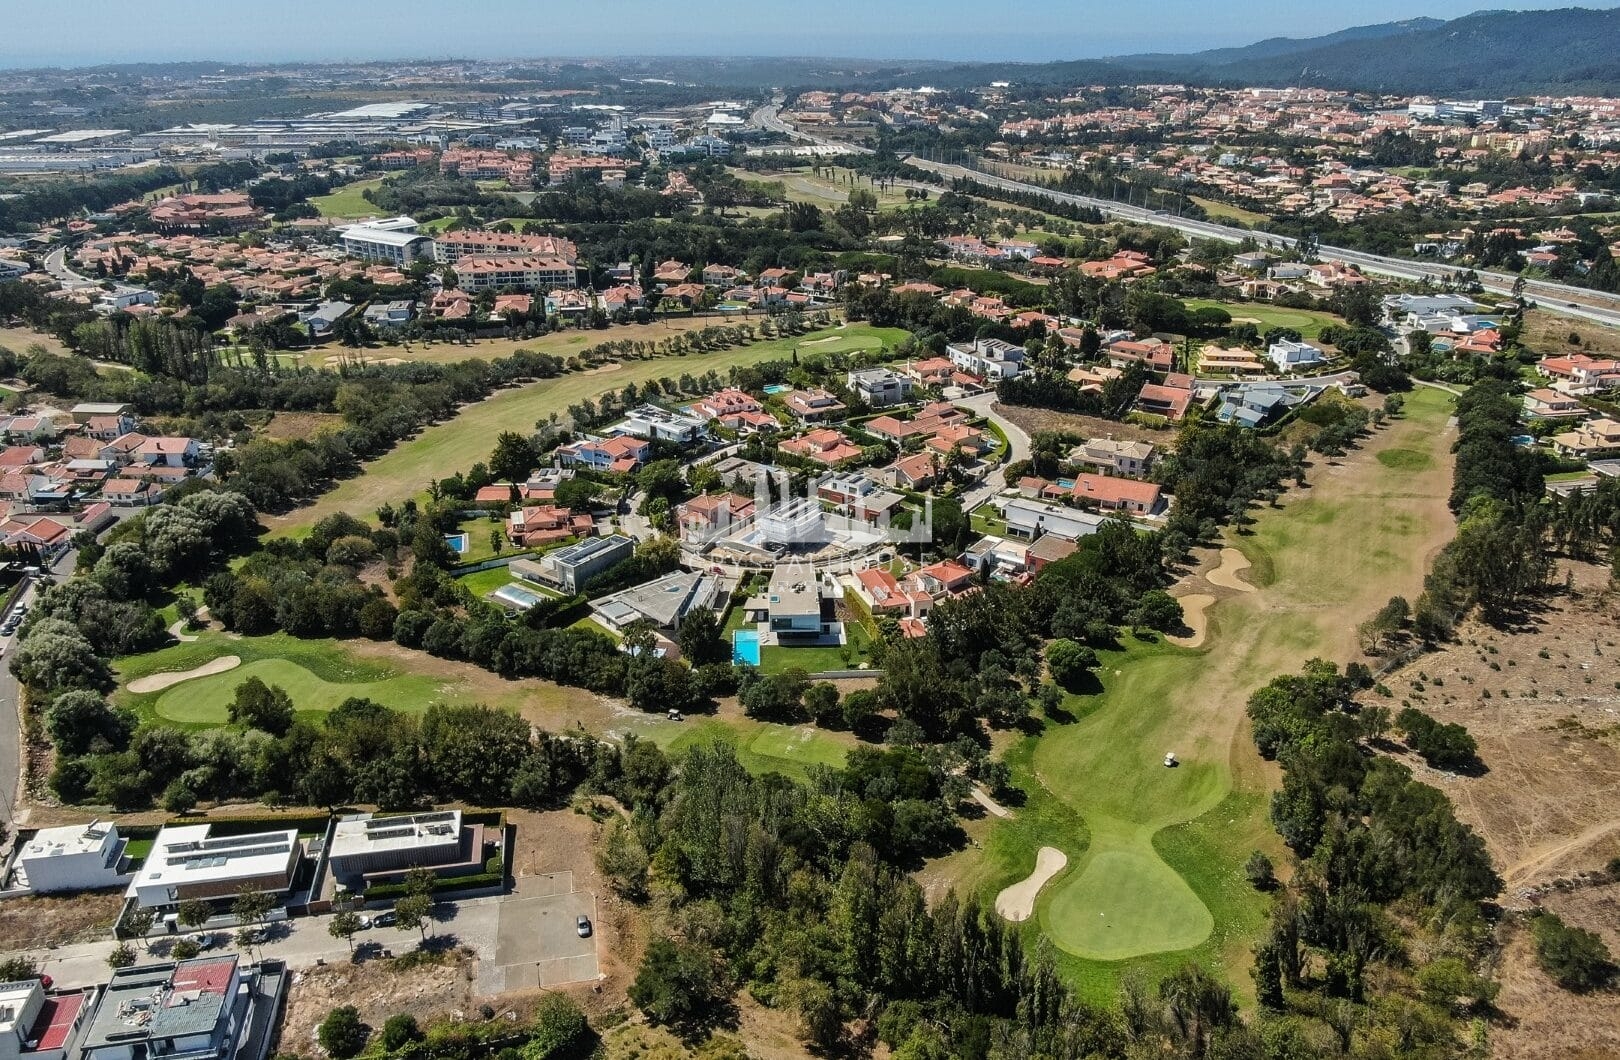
[{"xmin": 479, "ymin": 872, "xmax": 599, "ymax": 993}]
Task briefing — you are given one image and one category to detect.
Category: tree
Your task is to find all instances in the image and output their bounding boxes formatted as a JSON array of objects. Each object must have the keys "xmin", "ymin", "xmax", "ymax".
[
  {"xmin": 381, "ymin": 1014, "xmax": 422, "ymax": 1051},
  {"xmin": 394, "ymin": 893, "xmax": 433, "ymax": 939},
  {"xmin": 489, "ymin": 431, "xmax": 538, "ymax": 484},
  {"xmin": 226, "ymin": 677, "xmax": 295, "ymax": 736},
  {"xmin": 162, "ymin": 779, "xmax": 197, "ymax": 815},
  {"xmin": 1129, "ymin": 589, "xmax": 1184, "ymax": 634},
  {"xmin": 1532, "ymin": 912, "xmax": 1615, "ymax": 991},
  {"xmin": 524, "ymin": 993, "xmax": 591, "ymax": 1060},
  {"xmin": 629, "ymin": 938, "xmax": 722, "ymax": 1032},
  {"xmin": 171, "ymin": 938, "xmax": 201, "ymax": 960},
  {"xmin": 317, "ymin": 1006, "xmax": 370, "ymax": 1060},
  {"xmin": 232, "ymin": 886, "xmax": 274, "ymax": 934},
  {"xmin": 1045, "ymin": 639, "xmax": 1098, "ymax": 690},
  {"xmin": 176, "ymin": 898, "xmax": 212, "ymax": 930},
  {"xmin": 124, "ymin": 907, "xmax": 157, "ymax": 950},
  {"xmin": 1244, "ymin": 851, "xmax": 1277, "ymax": 891},
  {"xmin": 46, "ymin": 690, "xmax": 133, "ymax": 756},
  {"xmin": 107, "ymin": 943, "xmax": 136, "ymax": 970},
  {"xmin": 676, "ymin": 609, "xmax": 725, "ymax": 667},
  {"xmin": 328, "ymin": 910, "xmax": 363, "ymax": 953}
]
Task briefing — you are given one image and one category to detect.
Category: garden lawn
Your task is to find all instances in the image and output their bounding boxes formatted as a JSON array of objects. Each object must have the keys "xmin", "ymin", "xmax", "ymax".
[
  {"xmin": 118, "ymin": 632, "xmax": 462, "ymax": 727},
  {"xmin": 939, "ymin": 385, "xmax": 1460, "ymax": 1002},
  {"xmin": 272, "ymin": 324, "xmax": 906, "ymax": 533},
  {"xmin": 1183, "ymin": 299, "xmax": 1343, "ymax": 342},
  {"xmin": 620, "ymin": 715, "xmax": 853, "ymax": 783},
  {"xmin": 309, "ymin": 176, "xmax": 388, "ymax": 218}
]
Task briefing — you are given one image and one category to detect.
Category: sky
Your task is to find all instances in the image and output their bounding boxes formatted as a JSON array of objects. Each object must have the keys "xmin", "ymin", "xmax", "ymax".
[{"xmin": 0, "ymin": 0, "xmax": 1589, "ymax": 68}]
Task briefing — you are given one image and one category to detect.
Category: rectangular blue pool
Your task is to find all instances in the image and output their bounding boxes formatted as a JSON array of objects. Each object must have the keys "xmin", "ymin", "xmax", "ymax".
[
  {"xmin": 733, "ymin": 629, "xmax": 762, "ymax": 666},
  {"xmin": 763, "ymin": 384, "xmax": 792, "ymax": 395},
  {"xmin": 444, "ymin": 533, "xmax": 469, "ymax": 554}
]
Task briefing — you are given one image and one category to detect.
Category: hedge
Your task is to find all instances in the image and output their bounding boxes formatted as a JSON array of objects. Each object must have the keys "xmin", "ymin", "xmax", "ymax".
[{"xmin": 365, "ymin": 871, "xmax": 503, "ymax": 902}]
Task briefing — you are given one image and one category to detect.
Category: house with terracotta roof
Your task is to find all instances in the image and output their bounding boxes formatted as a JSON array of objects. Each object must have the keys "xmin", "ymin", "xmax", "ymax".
[
  {"xmin": 852, "ymin": 566, "xmax": 933, "ymax": 618},
  {"xmin": 1197, "ymin": 345, "xmax": 1266, "ymax": 375},
  {"xmin": 926, "ymin": 423, "xmax": 989, "ymax": 456},
  {"xmin": 1523, "ymin": 388, "xmax": 1588, "ymax": 421},
  {"xmin": 557, "ymin": 435, "xmax": 651, "ymax": 474},
  {"xmin": 652, "ymin": 259, "xmax": 692, "ymax": 284},
  {"xmin": 906, "ymin": 559, "xmax": 976, "ymax": 599},
  {"xmin": 1538, "ymin": 353, "xmax": 1620, "ymax": 392},
  {"xmin": 904, "ymin": 357, "xmax": 956, "ymax": 386},
  {"xmin": 507, "ymin": 505, "xmax": 594, "ymax": 546},
  {"xmin": 101, "ymin": 478, "xmax": 164, "ymax": 505},
  {"xmin": 1068, "ymin": 473, "xmax": 1165, "ymax": 516},
  {"xmin": 677, "ymin": 492, "xmax": 755, "ymax": 536},
  {"xmin": 781, "ymin": 388, "xmax": 847, "ymax": 423},
  {"xmin": 780, "ymin": 428, "xmax": 863, "ymax": 466},
  {"xmin": 1, "ymin": 516, "xmax": 74, "ymax": 553},
  {"xmin": 1134, "ymin": 374, "xmax": 1196, "ymax": 421},
  {"xmin": 135, "ymin": 436, "xmax": 201, "ymax": 468},
  {"xmin": 1551, "ymin": 417, "xmax": 1620, "ymax": 460},
  {"xmin": 879, "ymin": 451, "xmax": 937, "ymax": 490}
]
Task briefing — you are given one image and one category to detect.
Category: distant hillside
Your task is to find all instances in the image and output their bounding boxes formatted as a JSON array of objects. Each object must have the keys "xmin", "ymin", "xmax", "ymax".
[
  {"xmin": 1115, "ymin": 17, "xmax": 1445, "ymax": 72},
  {"xmin": 845, "ymin": 7, "xmax": 1620, "ymax": 98}
]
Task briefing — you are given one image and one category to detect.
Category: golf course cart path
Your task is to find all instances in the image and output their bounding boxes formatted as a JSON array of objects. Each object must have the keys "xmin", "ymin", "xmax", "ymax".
[
  {"xmin": 973, "ymin": 786, "xmax": 1012, "ymax": 819},
  {"xmin": 1204, "ymin": 548, "xmax": 1255, "ymax": 592},
  {"xmin": 127, "ymin": 655, "xmax": 241, "ymax": 694},
  {"xmin": 996, "ymin": 846, "xmax": 1068, "ymax": 922}
]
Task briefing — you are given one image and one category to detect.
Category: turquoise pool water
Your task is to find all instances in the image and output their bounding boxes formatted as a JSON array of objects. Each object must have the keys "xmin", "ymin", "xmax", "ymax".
[
  {"xmin": 733, "ymin": 629, "xmax": 762, "ymax": 666},
  {"xmin": 763, "ymin": 384, "xmax": 792, "ymax": 395},
  {"xmin": 445, "ymin": 533, "xmax": 469, "ymax": 554}
]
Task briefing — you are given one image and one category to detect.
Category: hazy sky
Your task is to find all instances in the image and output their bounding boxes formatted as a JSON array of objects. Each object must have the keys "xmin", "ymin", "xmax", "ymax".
[{"xmin": 0, "ymin": 0, "xmax": 1587, "ymax": 67}]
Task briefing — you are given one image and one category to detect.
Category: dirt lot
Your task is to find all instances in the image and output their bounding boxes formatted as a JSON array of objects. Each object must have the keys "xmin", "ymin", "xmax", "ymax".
[
  {"xmin": 259, "ymin": 411, "xmax": 346, "ymax": 441},
  {"xmin": 0, "ymin": 891, "xmax": 125, "ymax": 951},
  {"xmin": 995, "ymin": 403, "xmax": 1174, "ymax": 447},
  {"xmin": 1522, "ymin": 308, "xmax": 1620, "ymax": 359},
  {"xmin": 276, "ymin": 947, "xmax": 480, "ymax": 1055},
  {"xmin": 1381, "ymin": 562, "xmax": 1620, "ymax": 891},
  {"xmin": 1490, "ymin": 881, "xmax": 1620, "ymax": 1060}
]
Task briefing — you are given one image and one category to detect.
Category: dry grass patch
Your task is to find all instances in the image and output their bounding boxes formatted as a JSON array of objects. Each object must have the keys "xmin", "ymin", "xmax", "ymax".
[
  {"xmin": 259, "ymin": 411, "xmax": 345, "ymax": 440},
  {"xmin": 1490, "ymin": 881, "xmax": 1620, "ymax": 1060},
  {"xmin": 0, "ymin": 890, "xmax": 125, "ymax": 951},
  {"xmin": 995, "ymin": 404, "xmax": 1173, "ymax": 447},
  {"xmin": 276, "ymin": 947, "xmax": 477, "ymax": 1055}
]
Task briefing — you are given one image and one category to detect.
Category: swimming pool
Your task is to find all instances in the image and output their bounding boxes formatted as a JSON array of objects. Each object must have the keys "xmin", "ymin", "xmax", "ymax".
[
  {"xmin": 763, "ymin": 384, "xmax": 792, "ymax": 395},
  {"xmin": 733, "ymin": 629, "xmax": 762, "ymax": 666},
  {"xmin": 492, "ymin": 583, "xmax": 545, "ymax": 610},
  {"xmin": 444, "ymin": 533, "xmax": 469, "ymax": 554}
]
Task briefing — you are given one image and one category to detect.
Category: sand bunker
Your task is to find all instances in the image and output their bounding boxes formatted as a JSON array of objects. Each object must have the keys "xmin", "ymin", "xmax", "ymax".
[
  {"xmin": 127, "ymin": 655, "xmax": 241, "ymax": 694},
  {"xmin": 1205, "ymin": 548, "xmax": 1255, "ymax": 592},
  {"xmin": 1166, "ymin": 594, "xmax": 1215, "ymax": 648},
  {"xmin": 995, "ymin": 846, "xmax": 1068, "ymax": 923}
]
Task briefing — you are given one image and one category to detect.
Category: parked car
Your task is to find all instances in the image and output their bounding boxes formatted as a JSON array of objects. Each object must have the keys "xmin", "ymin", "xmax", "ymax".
[
  {"xmin": 576, "ymin": 915, "xmax": 592, "ymax": 938},
  {"xmin": 369, "ymin": 911, "xmax": 396, "ymax": 928}
]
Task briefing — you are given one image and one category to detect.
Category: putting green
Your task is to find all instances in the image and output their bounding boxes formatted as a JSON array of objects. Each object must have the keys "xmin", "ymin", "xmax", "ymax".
[
  {"xmin": 1044, "ymin": 846, "xmax": 1213, "ymax": 961},
  {"xmin": 147, "ymin": 657, "xmax": 447, "ymax": 725}
]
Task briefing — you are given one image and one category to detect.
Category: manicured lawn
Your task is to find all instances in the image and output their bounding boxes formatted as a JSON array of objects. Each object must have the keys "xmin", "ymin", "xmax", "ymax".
[
  {"xmin": 309, "ymin": 176, "xmax": 388, "ymax": 218},
  {"xmin": 942, "ymin": 384, "xmax": 1460, "ymax": 1002},
  {"xmin": 117, "ymin": 632, "xmax": 465, "ymax": 727},
  {"xmin": 758, "ymin": 618, "xmax": 877, "ymax": 674},
  {"xmin": 272, "ymin": 324, "xmax": 907, "ymax": 533},
  {"xmin": 619, "ymin": 715, "xmax": 854, "ymax": 783},
  {"xmin": 1183, "ymin": 298, "xmax": 1343, "ymax": 342}
]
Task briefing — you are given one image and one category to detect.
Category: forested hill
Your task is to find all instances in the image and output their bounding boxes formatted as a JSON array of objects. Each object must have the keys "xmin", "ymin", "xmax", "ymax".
[{"xmin": 859, "ymin": 7, "xmax": 1620, "ymax": 97}]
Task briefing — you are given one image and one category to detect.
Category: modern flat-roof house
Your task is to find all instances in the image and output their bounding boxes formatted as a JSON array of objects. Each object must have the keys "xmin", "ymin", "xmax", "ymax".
[
  {"xmin": 326, "ymin": 810, "xmax": 492, "ymax": 891},
  {"xmin": 745, "ymin": 562, "xmax": 842, "ymax": 645},
  {"xmin": 1000, "ymin": 497, "xmax": 1106, "ymax": 541},
  {"xmin": 608, "ymin": 404, "xmax": 707, "ymax": 445},
  {"xmin": 1267, "ymin": 339, "xmax": 1326, "ymax": 371},
  {"xmin": 125, "ymin": 825, "xmax": 299, "ymax": 910},
  {"xmin": 362, "ymin": 300, "xmax": 416, "ymax": 327},
  {"xmin": 592, "ymin": 570, "xmax": 723, "ymax": 633},
  {"xmin": 69, "ymin": 403, "xmax": 133, "ymax": 426},
  {"xmin": 523, "ymin": 534, "xmax": 634, "ymax": 594},
  {"xmin": 78, "ymin": 956, "xmax": 281, "ymax": 1060},
  {"xmin": 846, "ymin": 368, "xmax": 914, "ymax": 408},
  {"xmin": 339, "ymin": 223, "xmax": 432, "ymax": 265},
  {"xmin": 947, "ymin": 338, "xmax": 1025, "ymax": 380},
  {"xmin": 13, "ymin": 820, "xmax": 132, "ymax": 894},
  {"xmin": 0, "ymin": 978, "xmax": 92, "ymax": 1060}
]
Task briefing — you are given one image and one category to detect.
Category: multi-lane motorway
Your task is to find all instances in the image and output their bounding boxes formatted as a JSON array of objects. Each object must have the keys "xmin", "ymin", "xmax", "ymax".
[{"xmin": 750, "ymin": 105, "xmax": 1620, "ymax": 330}]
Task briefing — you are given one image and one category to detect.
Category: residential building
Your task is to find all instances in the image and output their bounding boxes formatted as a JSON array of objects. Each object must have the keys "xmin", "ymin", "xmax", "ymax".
[
  {"xmin": 694, "ymin": 388, "xmax": 762, "ymax": 421},
  {"xmin": 608, "ymin": 404, "xmax": 707, "ymax": 445},
  {"xmin": 947, "ymin": 338, "xmax": 1025, "ymax": 380},
  {"xmin": 780, "ymin": 428, "xmax": 863, "ymax": 466},
  {"xmin": 851, "ymin": 567, "xmax": 932, "ymax": 619},
  {"xmin": 1523, "ymin": 388, "xmax": 1588, "ymax": 420},
  {"xmin": 841, "ymin": 367, "xmax": 911, "ymax": 408},
  {"xmin": 339, "ymin": 223, "xmax": 431, "ymax": 265},
  {"xmin": 1071, "ymin": 438, "xmax": 1155, "ymax": 477},
  {"xmin": 362, "ymin": 300, "xmax": 416, "ymax": 327},
  {"xmin": 1104, "ymin": 337, "xmax": 1174, "ymax": 372},
  {"xmin": 327, "ymin": 810, "xmax": 491, "ymax": 890},
  {"xmin": 781, "ymin": 388, "xmax": 846, "ymax": 423},
  {"xmin": 1134, "ymin": 374, "xmax": 1196, "ymax": 421},
  {"xmin": 1538, "ymin": 353, "xmax": 1620, "ymax": 393},
  {"xmin": 676, "ymin": 492, "xmax": 755, "ymax": 537},
  {"xmin": 592, "ymin": 570, "xmax": 723, "ymax": 633},
  {"xmin": 1267, "ymin": 339, "xmax": 1326, "ymax": 371},
  {"xmin": 13, "ymin": 820, "xmax": 132, "ymax": 893},
  {"xmin": 1551, "ymin": 417, "xmax": 1620, "ymax": 460},
  {"xmin": 432, "ymin": 230, "xmax": 578, "ymax": 266},
  {"xmin": 135, "ymin": 437, "xmax": 201, "ymax": 468},
  {"xmin": 1068, "ymin": 473, "xmax": 1166, "ymax": 516},
  {"xmin": 1000, "ymin": 497, "xmax": 1106, "ymax": 541},
  {"xmin": 556, "ymin": 435, "xmax": 650, "ymax": 474},
  {"xmin": 879, "ymin": 451, "xmax": 936, "ymax": 490},
  {"xmin": 125, "ymin": 824, "xmax": 300, "ymax": 909},
  {"xmin": 100, "ymin": 478, "xmax": 163, "ymax": 506},
  {"xmin": 525, "ymin": 534, "xmax": 634, "ymax": 594},
  {"xmin": 79, "ymin": 956, "xmax": 280, "ymax": 1060},
  {"xmin": 0, "ymin": 978, "xmax": 91, "ymax": 1060},
  {"xmin": 453, "ymin": 255, "xmax": 577, "ymax": 293},
  {"xmin": 507, "ymin": 505, "xmax": 593, "ymax": 547},
  {"xmin": 748, "ymin": 562, "xmax": 842, "ymax": 644},
  {"xmin": 1197, "ymin": 345, "xmax": 1266, "ymax": 374},
  {"xmin": 1216, "ymin": 383, "xmax": 1312, "ymax": 428},
  {"xmin": 301, "ymin": 301, "xmax": 354, "ymax": 336},
  {"xmin": 69, "ymin": 403, "xmax": 132, "ymax": 426}
]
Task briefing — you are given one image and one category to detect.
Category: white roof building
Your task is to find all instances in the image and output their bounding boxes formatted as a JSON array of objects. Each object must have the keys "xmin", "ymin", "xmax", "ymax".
[
  {"xmin": 125, "ymin": 824, "xmax": 299, "ymax": 910},
  {"xmin": 15, "ymin": 820, "xmax": 131, "ymax": 894}
]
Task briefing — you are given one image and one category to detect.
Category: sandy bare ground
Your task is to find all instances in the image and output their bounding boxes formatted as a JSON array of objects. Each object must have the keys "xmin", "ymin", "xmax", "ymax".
[
  {"xmin": 126, "ymin": 655, "xmax": 240, "ymax": 694},
  {"xmin": 1167, "ymin": 593, "xmax": 1215, "ymax": 648},
  {"xmin": 995, "ymin": 846, "xmax": 1068, "ymax": 923},
  {"xmin": 1204, "ymin": 548, "xmax": 1255, "ymax": 592}
]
